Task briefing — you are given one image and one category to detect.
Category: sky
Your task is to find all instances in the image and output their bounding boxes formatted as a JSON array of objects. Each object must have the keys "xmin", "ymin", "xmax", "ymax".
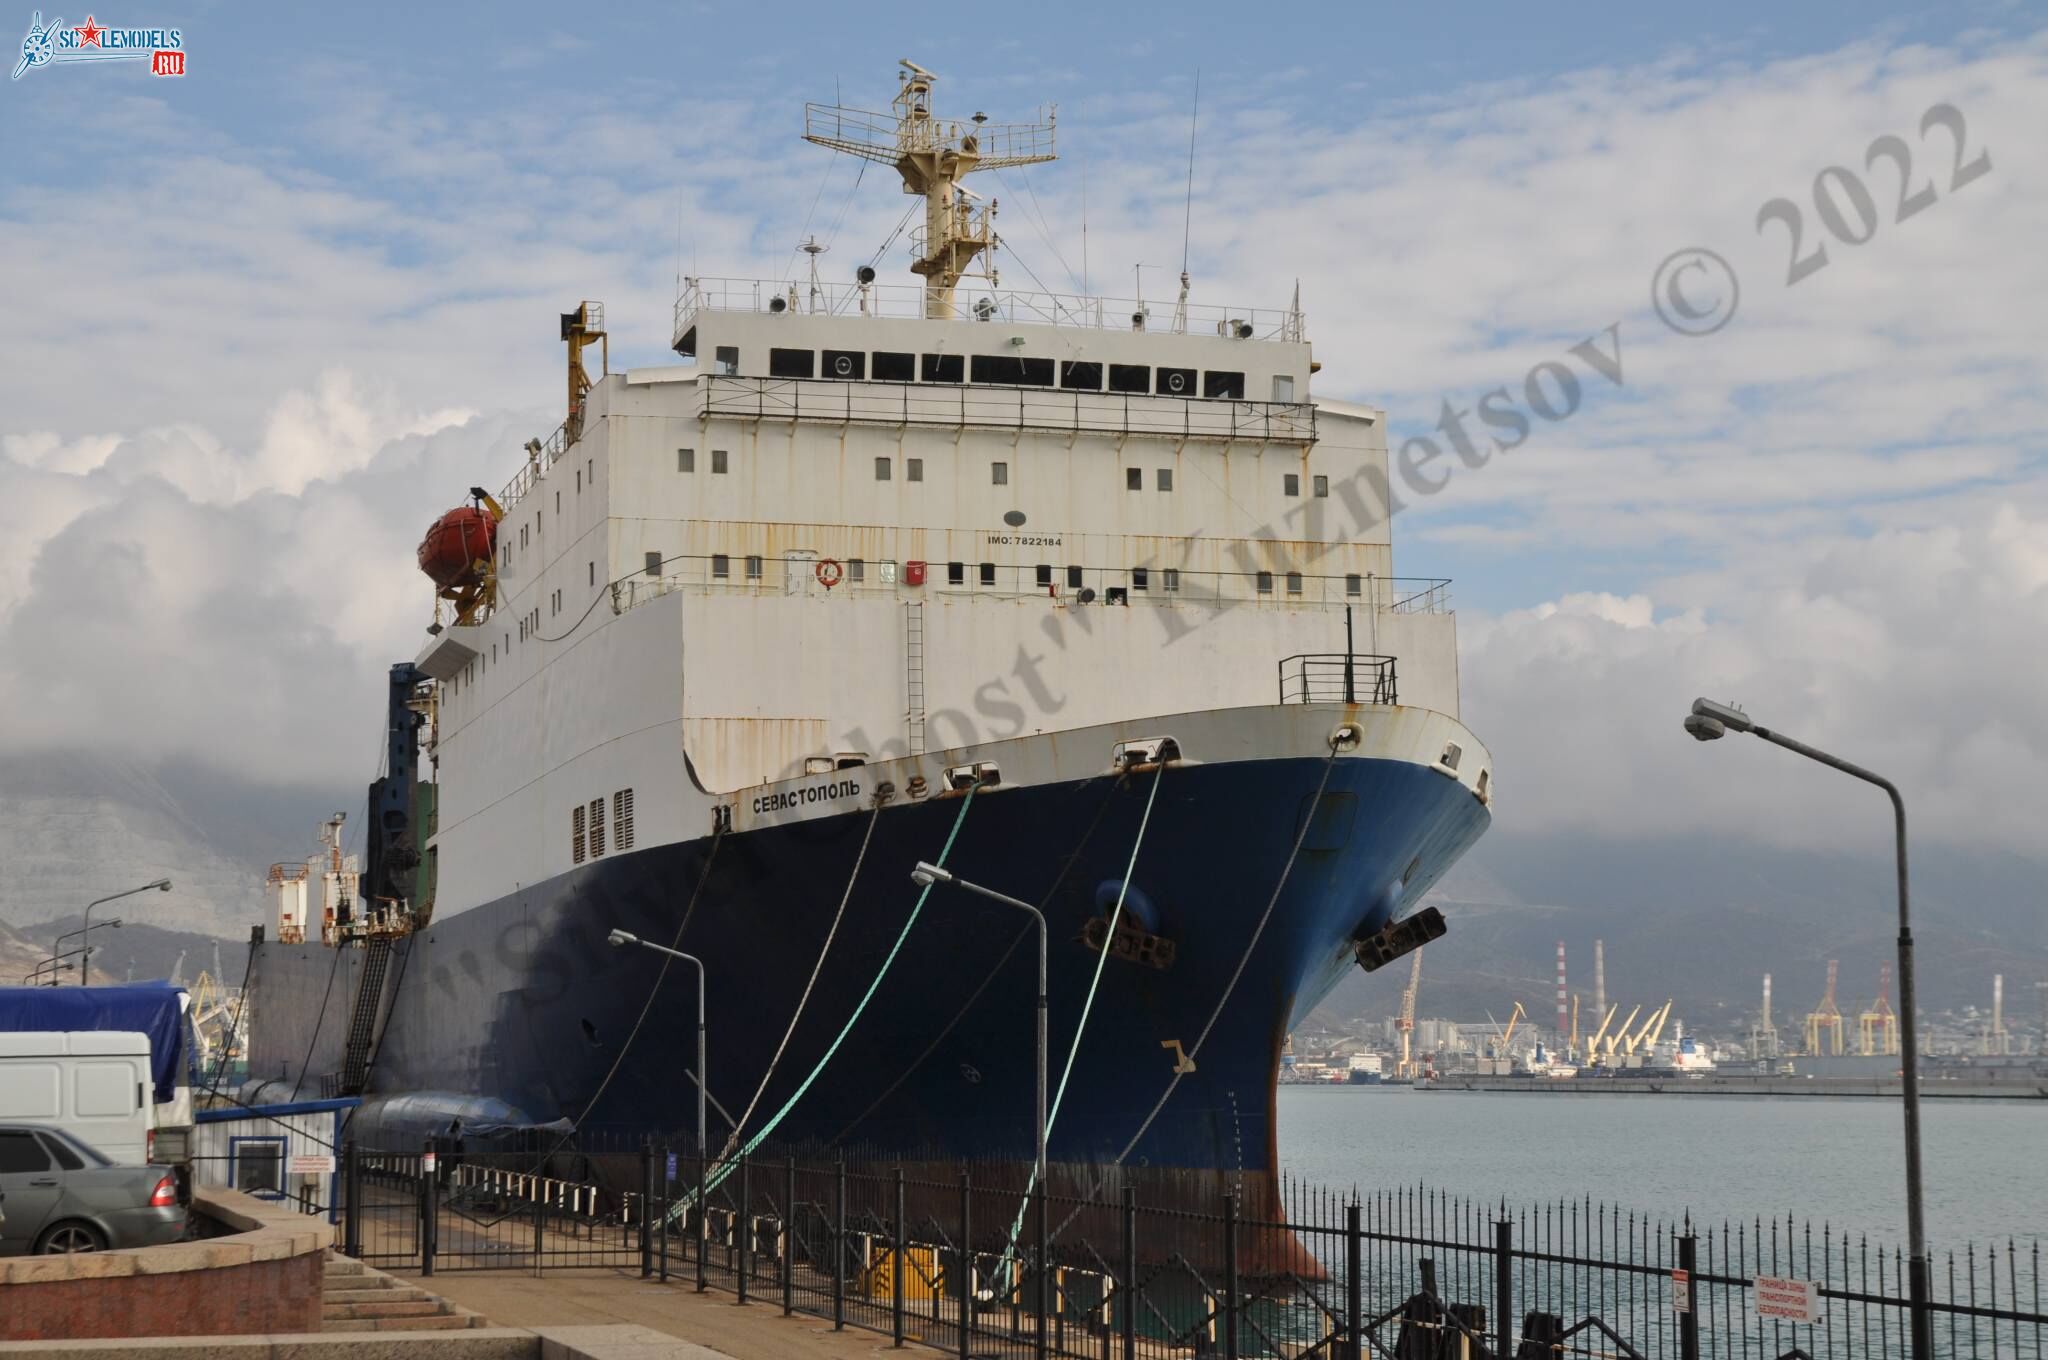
[{"xmin": 2, "ymin": 2, "xmax": 2045, "ymax": 882}]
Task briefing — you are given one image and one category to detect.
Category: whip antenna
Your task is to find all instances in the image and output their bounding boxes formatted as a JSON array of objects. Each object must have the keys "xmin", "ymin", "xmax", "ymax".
[{"xmin": 1175, "ymin": 70, "xmax": 1199, "ymax": 332}]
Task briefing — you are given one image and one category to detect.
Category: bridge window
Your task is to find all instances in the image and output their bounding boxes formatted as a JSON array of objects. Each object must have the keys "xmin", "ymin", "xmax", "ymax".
[
  {"xmin": 1132, "ymin": 568, "xmax": 1149, "ymax": 591},
  {"xmin": 1272, "ymin": 374, "xmax": 1295, "ymax": 402},
  {"xmin": 1346, "ymin": 574, "xmax": 1363, "ymax": 597},
  {"xmin": 711, "ymin": 554, "xmax": 729, "ymax": 580},
  {"xmin": 1060, "ymin": 360, "xmax": 1103, "ymax": 390},
  {"xmin": 1108, "ymin": 363, "xmax": 1149, "ymax": 394},
  {"xmin": 678, "ymin": 447, "xmax": 694, "ymax": 472},
  {"xmin": 1287, "ymin": 572, "xmax": 1304, "ymax": 595},
  {"xmin": 644, "ymin": 551, "xmax": 661, "ymax": 577},
  {"xmin": 1163, "ymin": 569, "xmax": 1181, "ymax": 592},
  {"xmin": 712, "ymin": 449, "xmax": 729, "ymax": 474},
  {"xmin": 907, "ymin": 458, "xmax": 924, "ymax": 482},
  {"xmin": 875, "ymin": 457, "xmax": 892, "ymax": 481},
  {"xmin": 979, "ymin": 562, "xmax": 996, "ymax": 586},
  {"xmin": 947, "ymin": 562, "xmax": 965, "ymax": 585},
  {"xmin": 921, "ymin": 353, "xmax": 964, "ymax": 383},
  {"xmin": 1284, "ymin": 473, "xmax": 1300, "ymax": 496},
  {"xmin": 1066, "ymin": 565, "xmax": 1083, "ymax": 589},
  {"xmin": 1156, "ymin": 468, "xmax": 1173, "ymax": 491},
  {"xmin": 714, "ymin": 346, "xmax": 739, "ymax": 376},
  {"xmin": 823, "ymin": 350, "xmax": 865, "ymax": 380},
  {"xmin": 1204, "ymin": 370, "xmax": 1246, "ymax": 399},
  {"xmin": 849, "ymin": 559, "xmax": 866, "ymax": 583},
  {"xmin": 991, "ymin": 462, "xmax": 1008, "ymax": 485},
  {"xmin": 873, "ymin": 351, "xmax": 915, "ymax": 382},
  {"xmin": 1036, "ymin": 565, "xmax": 1052, "ymax": 588},
  {"xmin": 1257, "ymin": 571, "xmax": 1274, "ymax": 594},
  {"xmin": 1155, "ymin": 366, "xmax": 1195, "ymax": 396},
  {"xmin": 1126, "ymin": 468, "xmax": 1142, "ymax": 491},
  {"xmin": 769, "ymin": 347, "xmax": 815, "ymax": 378},
  {"xmin": 971, "ymin": 354, "xmax": 1054, "ymax": 386},
  {"xmin": 745, "ymin": 555, "xmax": 762, "ymax": 580},
  {"xmin": 1314, "ymin": 475, "xmax": 1329, "ymax": 498}
]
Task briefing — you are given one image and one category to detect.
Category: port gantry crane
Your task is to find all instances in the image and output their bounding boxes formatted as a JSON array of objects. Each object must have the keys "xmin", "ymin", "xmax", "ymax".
[
  {"xmin": 1393, "ymin": 949, "xmax": 1424, "ymax": 1079},
  {"xmin": 1858, "ymin": 962, "xmax": 1901, "ymax": 1057},
  {"xmin": 1805, "ymin": 959, "xmax": 1846, "ymax": 1056}
]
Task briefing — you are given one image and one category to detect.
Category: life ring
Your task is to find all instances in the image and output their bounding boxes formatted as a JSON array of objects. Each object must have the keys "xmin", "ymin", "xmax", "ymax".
[{"xmin": 815, "ymin": 558, "xmax": 844, "ymax": 590}]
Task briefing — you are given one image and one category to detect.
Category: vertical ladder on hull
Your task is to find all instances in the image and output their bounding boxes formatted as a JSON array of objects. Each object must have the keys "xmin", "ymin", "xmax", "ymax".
[
  {"xmin": 337, "ymin": 937, "xmax": 393, "ymax": 1096},
  {"xmin": 904, "ymin": 600, "xmax": 927, "ymax": 756}
]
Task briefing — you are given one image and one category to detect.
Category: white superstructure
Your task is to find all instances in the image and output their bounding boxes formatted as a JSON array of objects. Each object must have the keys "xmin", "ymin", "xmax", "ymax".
[{"xmin": 410, "ymin": 63, "xmax": 1482, "ymax": 919}]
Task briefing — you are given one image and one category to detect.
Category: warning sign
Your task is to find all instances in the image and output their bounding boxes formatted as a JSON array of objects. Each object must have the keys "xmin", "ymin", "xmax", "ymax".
[
  {"xmin": 1670, "ymin": 1268, "xmax": 1691, "ymax": 1315},
  {"xmin": 289, "ymin": 1154, "xmax": 336, "ymax": 1176},
  {"xmin": 1753, "ymin": 1274, "xmax": 1823, "ymax": 1324},
  {"xmin": 422, "ymin": 1152, "xmax": 438, "ymax": 1173}
]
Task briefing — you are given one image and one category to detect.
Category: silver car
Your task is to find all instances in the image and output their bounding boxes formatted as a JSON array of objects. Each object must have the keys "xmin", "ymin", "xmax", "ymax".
[{"xmin": 0, "ymin": 1124, "xmax": 187, "ymax": 1254}]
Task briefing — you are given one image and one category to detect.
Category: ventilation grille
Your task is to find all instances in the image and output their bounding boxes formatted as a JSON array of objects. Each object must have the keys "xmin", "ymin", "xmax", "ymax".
[
  {"xmin": 588, "ymin": 798, "xmax": 606, "ymax": 857},
  {"xmin": 571, "ymin": 804, "xmax": 586, "ymax": 864},
  {"xmin": 613, "ymin": 788, "xmax": 635, "ymax": 852}
]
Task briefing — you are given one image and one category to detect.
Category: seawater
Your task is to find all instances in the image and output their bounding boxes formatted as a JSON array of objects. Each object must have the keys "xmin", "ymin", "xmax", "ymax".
[{"xmin": 1277, "ymin": 1085, "xmax": 2047, "ymax": 1247}]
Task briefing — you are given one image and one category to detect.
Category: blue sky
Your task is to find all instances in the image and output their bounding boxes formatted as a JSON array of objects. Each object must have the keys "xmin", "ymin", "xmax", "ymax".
[{"xmin": 3, "ymin": 4, "xmax": 2045, "ymax": 860}]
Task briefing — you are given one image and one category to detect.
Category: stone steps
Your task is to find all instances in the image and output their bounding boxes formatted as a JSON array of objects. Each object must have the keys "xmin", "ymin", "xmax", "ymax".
[{"xmin": 321, "ymin": 1250, "xmax": 487, "ymax": 1332}]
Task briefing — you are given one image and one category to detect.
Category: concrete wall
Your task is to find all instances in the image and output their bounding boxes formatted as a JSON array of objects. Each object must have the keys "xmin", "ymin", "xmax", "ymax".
[{"xmin": 0, "ymin": 1188, "xmax": 327, "ymax": 1342}]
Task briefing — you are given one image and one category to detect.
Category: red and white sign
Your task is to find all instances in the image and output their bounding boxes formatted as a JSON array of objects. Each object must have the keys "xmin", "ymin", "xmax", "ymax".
[
  {"xmin": 1670, "ymin": 1268, "xmax": 1691, "ymax": 1315},
  {"xmin": 151, "ymin": 50, "xmax": 185, "ymax": 76},
  {"xmin": 289, "ymin": 1154, "xmax": 335, "ymax": 1176},
  {"xmin": 422, "ymin": 1152, "xmax": 438, "ymax": 1173},
  {"xmin": 1753, "ymin": 1274, "xmax": 1824, "ymax": 1324}
]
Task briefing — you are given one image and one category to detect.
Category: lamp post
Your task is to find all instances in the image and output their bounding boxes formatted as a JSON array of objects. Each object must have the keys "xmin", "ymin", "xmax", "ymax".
[
  {"xmin": 53, "ymin": 918, "xmax": 123, "ymax": 980},
  {"xmin": 24, "ymin": 960, "xmax": 75, "ymax": 986},
  {"xmin": 79, "ymin": 879, "xmax": 171, "ymax": 986},
  {"xmin": 910, "ymin": 862, "xmax": 1047, "ymax": 1196},
  {"xmin": 606, "ymin": 930, "xmax": 707, "ymax": 1160},
  {"xmin": 1683, "ymin": 696, "xmax": 1930, "ymax": 1360}
]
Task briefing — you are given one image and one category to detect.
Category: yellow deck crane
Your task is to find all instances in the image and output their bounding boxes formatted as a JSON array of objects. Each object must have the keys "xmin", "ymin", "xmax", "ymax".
[
  {"xmin": 1602, "ymin": 1004, "xmax": 1642, "ymax": 1062},
  {"xmin": 1619, "ymin": 1001, "xmax": 1670, "ymax": 1064},
  {"xmin": 1394, "ymin": 949, "xmax": 1424, "ymax": 1079},
  {"xmin": 1583, "ymin": 1004, "xmax": 1619, "ymax": 1068},
  {"xmin": 1805, "ymin": 959, "xmax": 1846, "ymax": 1056}
]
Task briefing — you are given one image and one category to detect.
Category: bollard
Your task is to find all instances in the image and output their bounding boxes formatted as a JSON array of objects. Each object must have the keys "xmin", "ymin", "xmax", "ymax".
[
  {"xmin": 892, "ymin": 1167, "xmax": 907, "ymax": 1348},
  {"xmin": 833, "ymin": 1158, "xmax": 847, "ymax": 1331},
  {"xmin": 640, "ymin": 1139, "xmax": 654, "ymax": 1278},
  {"xmin": 1121, "ymin": 1186, "xmax": 1137, "ymax": 1360},
  {"xmin": 1345, "ymin": 1202, "xmax": 1363, "ymax": 1360},
  {"xmin": 784, "ymin": 1155, "xmax": 797, "ymax": 1317}
]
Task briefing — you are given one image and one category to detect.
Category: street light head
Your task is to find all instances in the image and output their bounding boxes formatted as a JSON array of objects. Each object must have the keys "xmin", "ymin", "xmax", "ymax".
[
  {"xmin": 1683, "ymin": 714, "xmax": 1726, "ymax": 743},
  {"xmin": 606, "ymin": 929, "xmax": 639, "ymax": 948},
  {"xmin": 107, "ymin": 919, "xmax": 123, "ymax": 929},
  {"xmin": 910, "ymin": 861, "xmax": 953, "ymax": 889},
  {"xmin": 1689, "ymin": 698, "xmax": 1753, "ymax": 734}
]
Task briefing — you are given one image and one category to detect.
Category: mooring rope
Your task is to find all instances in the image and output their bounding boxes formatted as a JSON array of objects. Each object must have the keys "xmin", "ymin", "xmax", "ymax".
[
  {"xmin": 989, "ymin": 762, "xmax": 1166, "ymax": 1289},
  {"xmin": 716, "ymin": 800, "xmax": 882, "ymax": 1160},
  {"xmin": 672, "ymin": 785, "xmax": 979, "ymax": 1215}
]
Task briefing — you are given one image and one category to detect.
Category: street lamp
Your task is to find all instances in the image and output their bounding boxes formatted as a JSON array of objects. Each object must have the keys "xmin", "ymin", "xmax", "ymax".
[
  {"xmin": 80, "ymin": 879, "xmax": 170, "ymax": 986},
  {"xmin": 53, "ymin": 918, "xmax": 122, "ymax": 977},
  {"xmin": 606, "ymin": 930, "xmax": 707, "ymax": 1162},
  {"xmin": 1683, "ymin": 696, "xmax": 1930, "ymax": 1360},
  {"xmin": 24, "ymin": 960, "xmax": 75, "ymax": 986},
  {"xmin": 910, "ymin": 862, "xmax": 1048, "ymax": 1198}
]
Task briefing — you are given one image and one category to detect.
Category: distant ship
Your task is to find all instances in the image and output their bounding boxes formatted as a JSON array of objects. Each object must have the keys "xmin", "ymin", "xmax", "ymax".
[{"xmin": 241, "ymin": 62, "xmax": 1493, "ymax": 1211}]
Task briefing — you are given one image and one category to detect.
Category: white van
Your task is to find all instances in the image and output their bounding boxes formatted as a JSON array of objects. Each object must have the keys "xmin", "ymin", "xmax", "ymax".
[{"xmin": 0, "ymin": 1032, "xmax": 160, "ymax": 1165}]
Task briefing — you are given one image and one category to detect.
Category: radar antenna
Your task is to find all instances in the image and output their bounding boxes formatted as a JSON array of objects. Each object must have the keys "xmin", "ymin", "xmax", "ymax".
[{"xmin": 804, "ymin": 61, "xmax": 1056, "ymax": 317}]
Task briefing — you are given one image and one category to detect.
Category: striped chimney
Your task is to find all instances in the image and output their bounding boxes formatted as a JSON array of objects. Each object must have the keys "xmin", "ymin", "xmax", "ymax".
[{"xmin": 1556, "ymin": 941, "xmax": 1569, "ymax": 1045}]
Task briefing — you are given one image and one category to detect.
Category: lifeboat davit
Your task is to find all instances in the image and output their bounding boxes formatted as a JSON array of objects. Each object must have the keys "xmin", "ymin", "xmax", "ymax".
[{"xmin": 417, "ymin": 506, "xmax": 496, "ymax": 591}]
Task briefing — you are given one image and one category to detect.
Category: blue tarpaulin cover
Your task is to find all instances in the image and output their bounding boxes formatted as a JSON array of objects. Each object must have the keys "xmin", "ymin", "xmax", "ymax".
[{"xmin": 0, "ymin": 982, "xmax": 190, "ymax": 1104}]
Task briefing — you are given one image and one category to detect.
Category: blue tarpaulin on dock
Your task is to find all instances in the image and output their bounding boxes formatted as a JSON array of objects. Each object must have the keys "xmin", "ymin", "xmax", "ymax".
[{"xmin": 0, "ymin": 982, "xmax": 190, "ymax": 1103}]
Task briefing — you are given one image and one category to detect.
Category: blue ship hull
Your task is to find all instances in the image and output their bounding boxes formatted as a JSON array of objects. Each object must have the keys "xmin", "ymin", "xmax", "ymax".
[{"xmin": 245, "ymin": 752, "xmax": 1487, "ymax": 1186}]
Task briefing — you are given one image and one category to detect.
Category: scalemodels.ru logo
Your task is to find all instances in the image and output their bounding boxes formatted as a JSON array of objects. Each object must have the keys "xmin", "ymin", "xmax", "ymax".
[{"xmin": 13, "ymin": 11, "xmax": 184, "ymax": 80}]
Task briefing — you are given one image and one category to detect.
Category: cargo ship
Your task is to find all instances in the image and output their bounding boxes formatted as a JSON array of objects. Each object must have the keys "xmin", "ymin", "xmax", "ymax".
[{"xmin": 241, "ymin": 63, "xmax": 1493, "ymax": 1208}]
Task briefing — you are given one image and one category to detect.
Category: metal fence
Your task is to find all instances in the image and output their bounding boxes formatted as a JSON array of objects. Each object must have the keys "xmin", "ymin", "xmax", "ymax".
[{"xmin": 330, "ymin": 1138, "xmax": 2044, "ymax": 1360}]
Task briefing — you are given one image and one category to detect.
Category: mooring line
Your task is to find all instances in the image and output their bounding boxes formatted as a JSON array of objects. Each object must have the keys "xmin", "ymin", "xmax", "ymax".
[
  {"xmin": 717, "ymin": 800, "xmax": 883, "ymax": 1161},
  {"xmin": 676, "ymin": 785, "xmax": 979, "ymax": 1213}
]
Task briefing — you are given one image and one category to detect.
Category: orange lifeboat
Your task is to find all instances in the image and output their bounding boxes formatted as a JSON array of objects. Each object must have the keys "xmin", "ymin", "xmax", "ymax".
[{"xmin": 417, "ymin": 506, "xmax": 496, "ymax": 590}]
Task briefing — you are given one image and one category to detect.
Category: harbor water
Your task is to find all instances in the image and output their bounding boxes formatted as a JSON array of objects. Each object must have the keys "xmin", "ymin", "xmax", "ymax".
[{"xmin": 1277, "ymin": 1085, "xmax": 2047, "ymax": 1247}]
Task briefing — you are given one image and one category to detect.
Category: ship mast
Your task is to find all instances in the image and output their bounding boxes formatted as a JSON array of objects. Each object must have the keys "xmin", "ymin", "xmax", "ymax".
[{"xmin": 804, "ymin": 61, "xmax": 1056, "ymax": 317}]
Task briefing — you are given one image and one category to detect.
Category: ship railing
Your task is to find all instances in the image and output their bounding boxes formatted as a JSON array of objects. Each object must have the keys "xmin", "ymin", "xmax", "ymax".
[
  {"xmin": 614, "ymin": 556, "xmax": 1450, "ymax": 616},
  {"xmin": 1277, "ymin": 653, "xmax": 1399, "ymax": 706},
  {"xmin": 676, "ymin": 275, "xmax": 1305, "ymax": 344},
  {"xmin": 698, "ymin": 375, "xmax": 1317, "ymax": 443},
  {"xmin": 496, "ymin": 415, "xmax": 574, "ymax": 512}
]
